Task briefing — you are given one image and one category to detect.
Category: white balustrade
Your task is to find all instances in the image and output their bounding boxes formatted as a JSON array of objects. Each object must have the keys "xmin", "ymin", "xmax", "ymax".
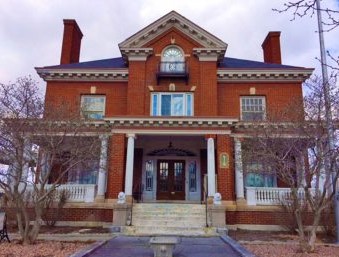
[
  {"xmin": 26, "ymin": 184, "xmax": 96, "ymax": 203},
  {"xmin": 246, "ymin": 187, "xmax": 316, "ymax": 206}
]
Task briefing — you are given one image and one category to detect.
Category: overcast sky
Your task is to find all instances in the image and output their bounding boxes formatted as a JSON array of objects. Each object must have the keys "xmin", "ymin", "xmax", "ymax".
[{"xmin": 1, "ymin": 0, "xmax": 339, "ymax": 88}]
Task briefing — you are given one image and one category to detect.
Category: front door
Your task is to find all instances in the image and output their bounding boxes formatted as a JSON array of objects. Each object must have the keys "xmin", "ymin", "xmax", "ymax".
[{"xmin": 157, "ymin": 160, "xmax": 185, "ymax": 200}]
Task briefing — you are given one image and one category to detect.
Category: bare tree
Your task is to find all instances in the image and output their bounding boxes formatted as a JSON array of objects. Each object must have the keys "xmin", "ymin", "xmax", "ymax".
[
  {"xmin": 274, "ymin": 0, "xmax": 339, "ymax": 78},
  {"xmin": 242, "ymin": 77, "xmax": 339, "ymax": 252},
  {"xmin": 0, "ymin": 77, "xmax": 103, "ymax": 244},
  {"xmin": 274, "ymin": 0, "xmax": 339, "ymax": 31}
]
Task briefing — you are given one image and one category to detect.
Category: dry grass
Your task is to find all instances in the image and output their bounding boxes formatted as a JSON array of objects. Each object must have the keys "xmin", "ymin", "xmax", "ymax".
[
  {"xmin": 229, "ymin": 230, "xmax": 339, "ymax": 257},
  {"xmin": 0, "ymin": 240, "xmax": 89, "ymax": 257},
  {"xmin": 245, "ymin": 244, "xmax": 339, "ymax": 257}
]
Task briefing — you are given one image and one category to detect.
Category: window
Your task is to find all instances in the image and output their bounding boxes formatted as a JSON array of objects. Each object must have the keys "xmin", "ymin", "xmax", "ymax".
[
  {"xmin": 151, "ymin": 93, "xmax": 193, "ymax": 116},
  {"xmin": 161, "ymin": 46, "xmax": 185, "ymax": 73},
  {"xmin": 68, "ymin": 160, "xmax": 99, "ymax": 184},
  {"xmin": 245, "ymin": 162, "xmax": 276, "ymax": 187},
  {"xmin": 81, "ymin": 95, "xmax": 105, "ymax": 119},
  {"xmin": 241, "ymin": 96, "xmax": 266, "ymax": 121}
]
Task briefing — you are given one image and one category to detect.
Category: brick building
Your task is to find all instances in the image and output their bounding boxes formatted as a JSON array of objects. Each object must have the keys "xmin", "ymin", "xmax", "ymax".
[{"xmin": 36, "ymin": 11, "xmax": 313, "ymax": 234}]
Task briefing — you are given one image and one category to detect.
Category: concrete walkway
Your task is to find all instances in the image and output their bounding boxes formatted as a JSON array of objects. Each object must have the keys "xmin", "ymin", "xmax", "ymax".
[{"xmin": 84, "ymin": 236, "xmax": 253, "ymax": 257}]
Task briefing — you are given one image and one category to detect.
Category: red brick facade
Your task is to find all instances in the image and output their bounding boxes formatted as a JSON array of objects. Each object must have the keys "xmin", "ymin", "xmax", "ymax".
[
  {"xmin": 107, "ymin": 134, "xmax": 126, "ymax": 199},
  {"xmin": 217, "ymin": 135, "xmax": 235, "ymax": 201},
  {"xmin": 36, "ymin": 11, "xmax": 313, "ymax": 228}
]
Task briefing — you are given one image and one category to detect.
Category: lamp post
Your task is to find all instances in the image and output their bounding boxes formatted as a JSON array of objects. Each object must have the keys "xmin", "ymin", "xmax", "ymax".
[{"xmin": 315, "ymin": 0, "xmax": 338, "ymax": 244}]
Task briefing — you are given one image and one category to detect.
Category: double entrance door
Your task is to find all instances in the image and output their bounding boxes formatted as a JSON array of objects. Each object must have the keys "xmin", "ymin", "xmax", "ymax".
[{"xmin": 157, "ymin": 160, "xmax": 185, "ymax": 200}]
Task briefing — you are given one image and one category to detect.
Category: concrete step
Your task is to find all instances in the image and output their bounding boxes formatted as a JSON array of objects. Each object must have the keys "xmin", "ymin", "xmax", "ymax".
[
  {"xmin": 133, "ymin": 203, "xmax": 206, "ymax": 210},
  {"xmin": 129, "ymin": 203, "xmax": 211, "ymax": 236},
  {"xmin": 132, "ymin": 215, "xmax": 206, "ymax": 222},
  {"xmin": 132, "ymin": 210, "xmax": 206, "ymax": 217},
  {"xmin": 124, "ymin": 226, "xmax": 217, "ymax": 237},
  {"xmin": 132, "ymin": 218, "xmax": 206, "ymax": 227}
]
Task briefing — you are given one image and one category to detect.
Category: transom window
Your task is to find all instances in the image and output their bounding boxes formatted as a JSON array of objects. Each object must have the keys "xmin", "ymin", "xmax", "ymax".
[
  {"xmin": 81, "ymin": 95, "xmax": 105, "ymax": 119},
  {"xmin": 163, "ymin": 47, "xmax": 183, "ymax": 60},
  {"xmin": 241, "ymin": 96, "xmax": 266, "ymax": 121},
  {"xmin": 151, "ymin": 93, "xmax": 193, "ymax": 116}
]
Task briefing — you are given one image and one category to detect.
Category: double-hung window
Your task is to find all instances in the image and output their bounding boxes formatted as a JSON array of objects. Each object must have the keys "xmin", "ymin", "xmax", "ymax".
[
  {"xmin": 81, "ymin": 95, "xmax": 105, "ymax": 119},
  {"xmin": 241, "ymin": 96, "xmax": 266, "ymax": 121},
  {"xmin": 151, "ymin": 93, "xmax": 193, "ymax": 116},
  {"xmin": 244, "ymin": 162, "xmax": 276, "ymax": 187}
]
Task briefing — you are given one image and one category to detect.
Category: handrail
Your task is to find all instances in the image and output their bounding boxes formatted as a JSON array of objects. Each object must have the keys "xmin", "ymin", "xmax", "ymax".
[
  {"xmin": 246, "ymin": 187, "xmax": 317, "ymax": 206},
  {"xmin": 158, "ymin": 61, "xmax": 187, "ymax": 74}
]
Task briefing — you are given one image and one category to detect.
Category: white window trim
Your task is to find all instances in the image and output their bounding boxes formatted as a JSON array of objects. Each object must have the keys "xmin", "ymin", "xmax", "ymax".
[
  {"xmin": 240, "ymin": 96, "xmax": 266, "ymax": 121},
  {"xmin": 81, "ymin": 95, "xmax": 106, "ymax": 119},
  {"xmin": 150, "ymin": 92, "xmax": 194, "ymax": 116}
]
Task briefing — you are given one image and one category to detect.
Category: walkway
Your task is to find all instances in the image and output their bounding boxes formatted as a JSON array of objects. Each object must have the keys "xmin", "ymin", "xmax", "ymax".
[{"xmin": 85, "ymin": 236, "xmax": 252, "ymax": 257}]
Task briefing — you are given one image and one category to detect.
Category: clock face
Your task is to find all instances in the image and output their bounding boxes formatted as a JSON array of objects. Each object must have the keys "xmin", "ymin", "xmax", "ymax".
[{"xmin": 163, "ymin": 47, "xmax": 183, "ymax": 58}]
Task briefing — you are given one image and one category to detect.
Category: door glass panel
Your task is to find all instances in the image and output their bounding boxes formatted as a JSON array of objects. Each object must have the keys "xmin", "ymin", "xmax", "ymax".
[
  {"xmin": 172, "ymin": 94, "xmax": 184, "ymax": 116},
  {"xmin": 173, "ymin": 162, "xmax": 184, "ymax": 191},
  {"xmin": 145, "ymin": 160, "xmax": 154, "ymax": 191},
  {"xmin": 152, "ymin": 95, "xmax": 158, "ymax": 116},
  {"xmin": 161, "ymin": 95, "xmax": 171, "ymax": 116},
  {"xmin": 159, "ymin": 162, "xmax": 169, "ymax": 191},
  {"xmin": 186, "ymin": 94, "xmax": 192, "ymax": 116},
  {"xmin": 189, "ymin": 161, "xmax": 197, "ymax": 192}
]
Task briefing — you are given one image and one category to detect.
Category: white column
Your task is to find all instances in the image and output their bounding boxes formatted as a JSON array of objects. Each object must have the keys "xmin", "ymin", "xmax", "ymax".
[
  {"xmin": 97, "ymin": 135, "xmax": 109, "ymax": 198},
  {"xmin": 124, "ymin": 134, "xmax": 135, "ymax": 196},
  {"xmin": 19, "ymin": 137, "xmax": 30, "ymax": 191},
  {"xmin": 207, "ymin": 137, "xmax": 216, "ymax": 197},
  {"xmin": 23, "ymin": 137, "xmax": 31, "ymax": 178},
  {"xmin": 296, "ymin": 155, "xmax": 307, "ymax": 187},
  {"xmin": 234, "ymin": 138, "xmax": 245, "ymax": 199},
  {"xmin": 39, "ymin": 152, "xmax": 49, "ymax": 182}
]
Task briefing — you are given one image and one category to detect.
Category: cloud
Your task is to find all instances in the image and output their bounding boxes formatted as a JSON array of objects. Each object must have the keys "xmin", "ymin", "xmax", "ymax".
[{"xmin": 0, "ymin": 0, "xmax": 338, "ymax": 85}]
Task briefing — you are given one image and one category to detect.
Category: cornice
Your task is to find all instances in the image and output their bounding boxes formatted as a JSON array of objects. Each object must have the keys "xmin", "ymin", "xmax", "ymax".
[
  {"xmin": 104, "ymin": 117, "xmax": 238, "ymax": 128},
  {"xmin": 35, "ymin": 68, "xmax": 129, "ymax": 82},
  {"xmin": 217, "ymin": 68, "xmax": 314, "ymax": 82},
  {"xmin": 118, "ymin": 11, "xmax": 227, "ymax": 51},
  {"xmin": 193, "ymin": 48, "xmax": 226, "ymax": 62},
  {"xmin": 120, "ymin": 48, "xmax": 153, "ymax": 62}
]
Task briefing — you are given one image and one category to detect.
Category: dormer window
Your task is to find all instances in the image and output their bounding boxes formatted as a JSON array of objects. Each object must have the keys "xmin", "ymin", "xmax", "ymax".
[
  {"xmin": 157, "ymin": 46, "xmax": 189, "ymax": 84},
  {"xmin": 160, "ymin": 46, "xmax": 185, "ymax": 73}
]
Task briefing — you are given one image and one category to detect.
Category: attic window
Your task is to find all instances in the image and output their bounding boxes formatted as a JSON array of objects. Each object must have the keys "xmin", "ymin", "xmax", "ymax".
[
  {"xmin": 161, "ymin": 46, "xmax": 185, "ymax": 73},
  {"xmin": 163, "ymin": 47, "xmax": 183, "ymax": 60}
]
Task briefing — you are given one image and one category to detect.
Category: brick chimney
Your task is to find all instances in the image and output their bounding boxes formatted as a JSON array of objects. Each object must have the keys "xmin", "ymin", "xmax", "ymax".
[
  {"xmin": 261, "ymin": 31, "xmax": 281, "ymax": 64},
  {"xmin": 60, "ymin": 19, "xmax": 83, "ymax": 64}
]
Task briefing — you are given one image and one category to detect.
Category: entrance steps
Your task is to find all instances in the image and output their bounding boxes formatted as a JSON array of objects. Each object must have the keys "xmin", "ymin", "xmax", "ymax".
[{"xmin": 124, "ymin": 203, "xmax": 217, "ymax": 236}]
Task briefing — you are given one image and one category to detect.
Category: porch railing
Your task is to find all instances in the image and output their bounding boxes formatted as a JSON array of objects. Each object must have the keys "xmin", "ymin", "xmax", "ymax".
[
  {"xmin": 26, "ymin": 184, "xmax": 96, "ymax": 203},
  {"xmin": 246, "ymin": 187, "xmax": 316, "ymax": 206}
]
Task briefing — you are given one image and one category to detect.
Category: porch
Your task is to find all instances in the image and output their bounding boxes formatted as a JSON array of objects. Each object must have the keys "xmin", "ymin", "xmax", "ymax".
[
  {"xmin": 25, "ymin": 183, "xmax": 315, "ymax": 207},
  {"xmin": 26, "ymin": 184, "xmax": 97, "ymax": 203},
  {"xmin": 246, "ymin": 187, "xmax": 316, "ymax": 206}
]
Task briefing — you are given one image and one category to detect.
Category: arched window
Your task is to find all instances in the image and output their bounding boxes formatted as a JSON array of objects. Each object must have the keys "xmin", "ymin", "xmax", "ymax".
[{"xmin": 161, "ymin": 46, "xmax": 185, "ymax": 73}]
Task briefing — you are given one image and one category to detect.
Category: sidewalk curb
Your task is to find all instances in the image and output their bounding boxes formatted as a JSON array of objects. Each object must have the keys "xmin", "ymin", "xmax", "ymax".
[
  {"xmin": 69, "ymin": 240, "xmax": 108, "ymax": 257},
  {"xmin": 220, "ymin": 235, "xmax": 257, "ymax": 257}
]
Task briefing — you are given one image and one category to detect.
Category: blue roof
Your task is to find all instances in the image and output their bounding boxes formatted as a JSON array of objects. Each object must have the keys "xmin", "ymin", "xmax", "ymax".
[
  {"xmin": 41, "ymin": 57, "xmax": 305, "ymax": 70},
  {"xmin": 44, "ymin": 57, "xmax": 126, "ymax": 69},
  {"xmin": 219, "ymin": 57, "xmax": 302, "ymax": 69}
]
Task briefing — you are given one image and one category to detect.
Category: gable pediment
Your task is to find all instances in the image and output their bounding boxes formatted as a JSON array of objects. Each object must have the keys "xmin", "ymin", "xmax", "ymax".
[{"xmin": 119, "ymin": 11, "xmax": 227, "ymax": 54}]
